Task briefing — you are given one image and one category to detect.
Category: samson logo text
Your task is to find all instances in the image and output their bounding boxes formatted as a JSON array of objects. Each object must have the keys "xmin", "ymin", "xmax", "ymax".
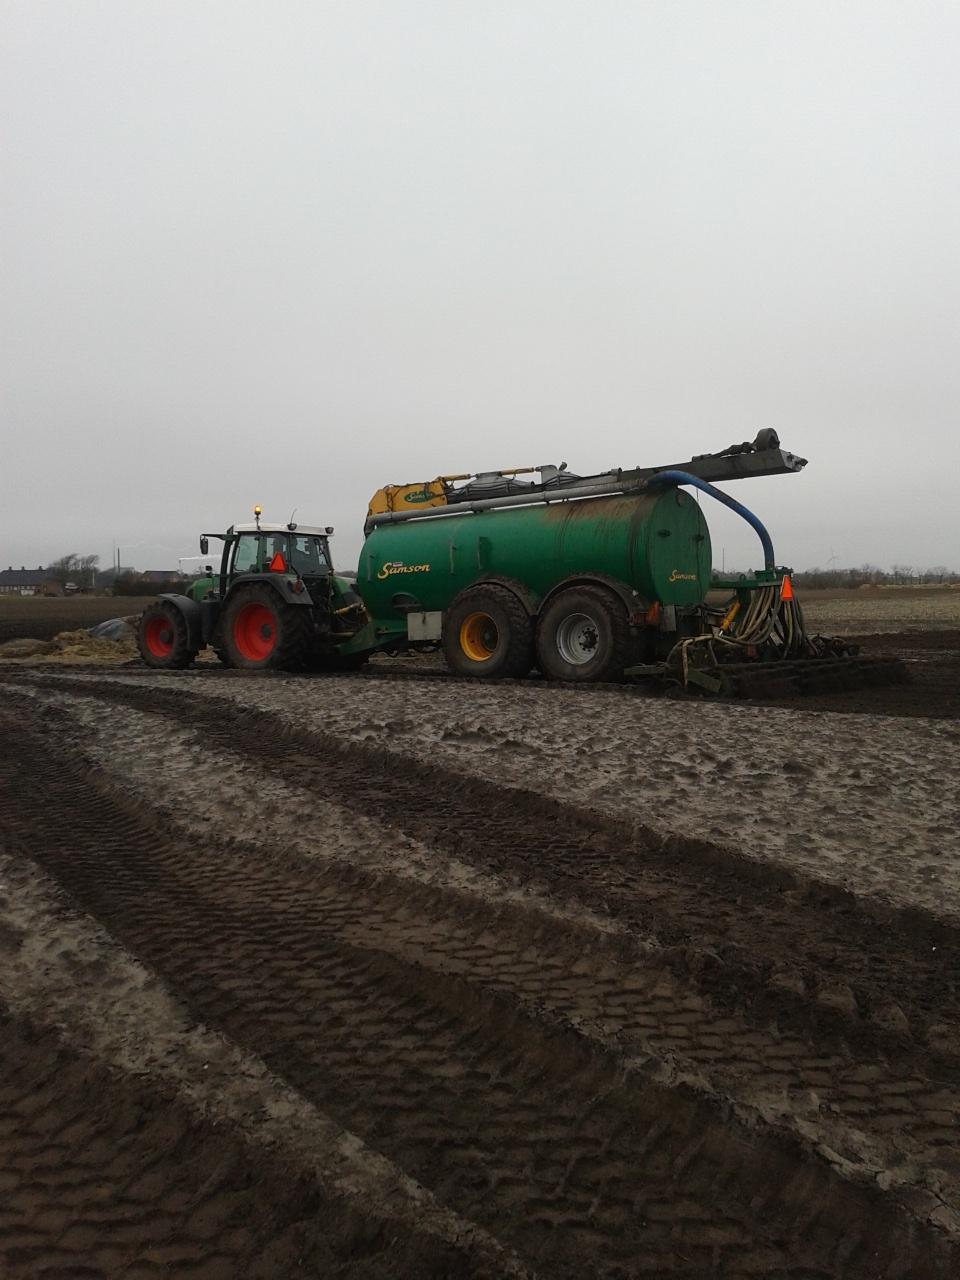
[
  {"xmin": 402, "ymin": 489, "xmax": 437, "ymax": 505},
  {"xmin": 377, "ymin": 561, "xmax": 432, "ymax": 580},
  {"xmin": 669, "ymin": 569, "xmax": 698, "ymax": 582}
]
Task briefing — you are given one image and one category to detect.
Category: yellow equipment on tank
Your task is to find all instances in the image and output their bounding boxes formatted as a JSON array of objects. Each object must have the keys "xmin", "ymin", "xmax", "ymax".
[
  {"xmin": 367, "ymin": 467, "xmax": 547, "ymax": 523},
  {"xmin": 366, "ymin": 478, "xmax": 452, "ymax": 519}
]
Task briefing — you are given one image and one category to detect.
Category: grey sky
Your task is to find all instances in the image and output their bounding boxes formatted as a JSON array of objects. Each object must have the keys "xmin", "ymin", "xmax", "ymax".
[{"xmin": 3, "ymin": 1, "xmax": 958, "ymax": 574}]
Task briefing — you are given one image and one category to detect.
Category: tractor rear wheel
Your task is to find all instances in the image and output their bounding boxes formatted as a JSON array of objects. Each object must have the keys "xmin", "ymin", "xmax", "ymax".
[
  {"xmin": 443, "ymin": 585, "xmax": 534, "ymax": 678},
  {"xmin": 222, "ymin": 585, "xmax": 311, "ymax": 671},
  {"xmin": 137, "ymin": 601, "xmax": 198, "ymax": 670},
  {"xmin": 536, "ymin": 586, "xmax": 632, "ymax": 682}
]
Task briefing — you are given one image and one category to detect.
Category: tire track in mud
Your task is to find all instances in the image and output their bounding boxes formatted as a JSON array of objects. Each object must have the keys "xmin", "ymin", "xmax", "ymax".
[
  {"xmin": 0, "ymin": 688, "xmax": 958, "ymax": 1276},
  {"xmin": 0, "ymin": 851, "xmax": 532, "ymax": 1280},
  {"xmin": 15, "ymin": 678, "xmax": 960, "ymax": 1217},
  {"xmin": 30, "ymin": 672, "xmax": 960, "ymax": 1045},
  {"xmin": 0, "ymin": 1010, "xmax": 489, "ymax": 1280}
]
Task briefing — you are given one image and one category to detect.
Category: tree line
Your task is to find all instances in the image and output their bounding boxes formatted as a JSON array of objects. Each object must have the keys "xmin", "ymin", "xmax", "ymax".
[
  {"xmin": 44, "ymin": 554, "xmax": 189, "ymax": 595},
  {"xmin": 721, "ymin": 565, "xmax": 959, "ymax": 590}
]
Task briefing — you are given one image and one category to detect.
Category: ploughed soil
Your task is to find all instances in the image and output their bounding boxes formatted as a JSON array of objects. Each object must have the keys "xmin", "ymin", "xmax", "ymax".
[
  {"xmin": 1, "ymin": 659, "xmax": 959, "ymax": 1277},
  {"xmin": 749, "ymin": 629, "xmax": 960, "ymax": 720},
  {"xmin": 0, "ymin": 595, "xmax": 156, "ymax": 643}
]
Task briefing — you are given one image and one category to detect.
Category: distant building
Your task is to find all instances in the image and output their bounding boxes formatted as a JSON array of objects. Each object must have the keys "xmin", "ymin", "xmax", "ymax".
[{"xmin": 0, "ymin": 567, "xmax": 61, "ymax": 596}]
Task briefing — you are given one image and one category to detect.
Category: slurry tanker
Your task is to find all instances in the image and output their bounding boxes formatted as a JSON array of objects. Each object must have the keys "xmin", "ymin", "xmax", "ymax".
[{"xmin": 137, "ymin": 431, "xmax": 903, "ymax": 694}]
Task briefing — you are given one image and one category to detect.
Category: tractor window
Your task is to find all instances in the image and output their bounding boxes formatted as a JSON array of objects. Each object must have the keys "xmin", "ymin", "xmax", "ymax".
[
  {"xmin": 290, "ymin": 536, "xmax": 329, "ymax": 575},
  {"xmin": 262, "ymin": 534, "xmax": 288, "ymax": 566},
  {"xmin": 232, "ymin": 534, "xmax": 261, "ymax": 574}
]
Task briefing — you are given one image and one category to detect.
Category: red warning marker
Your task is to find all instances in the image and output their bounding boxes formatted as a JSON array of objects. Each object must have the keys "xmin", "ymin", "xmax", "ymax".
[
  {"xmin": 780, "ymin": 575, "xmax": 794, "ymax": 601},
  {"xmin": 269, "ymin": 552, "xmax": 287, "ymax": 573}
]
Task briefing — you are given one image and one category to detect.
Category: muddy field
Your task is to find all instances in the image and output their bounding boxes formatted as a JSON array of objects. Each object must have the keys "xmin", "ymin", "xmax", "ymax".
[
  {"xmin": 800, "ymin": 586, "xmax": 960, "ymax": 635},
  {"xmin": 1, "ymin": 599, "xmax": 959, "ymax": 1276}
]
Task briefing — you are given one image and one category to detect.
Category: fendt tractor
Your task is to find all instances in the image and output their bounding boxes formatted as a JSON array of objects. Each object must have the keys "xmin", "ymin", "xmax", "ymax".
[
  {"xmin": 138, "ymin": 511, "xmax": 373, "ymax": 673},
  {"xmin": 137, "ymin": 432, "xmax": 904, "ymax": 695}
]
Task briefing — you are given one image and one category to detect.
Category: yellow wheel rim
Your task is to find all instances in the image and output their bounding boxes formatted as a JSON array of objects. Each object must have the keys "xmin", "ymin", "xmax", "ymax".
[{"xmin": 459, "ymin": 611, "xmax": 498, "ymax": 662}]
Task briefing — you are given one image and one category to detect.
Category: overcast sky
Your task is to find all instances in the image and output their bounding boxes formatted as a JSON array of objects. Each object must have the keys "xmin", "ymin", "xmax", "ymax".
[{"xmin": 3, "ymin": 1, "xmax": 958, "ymax": 574}]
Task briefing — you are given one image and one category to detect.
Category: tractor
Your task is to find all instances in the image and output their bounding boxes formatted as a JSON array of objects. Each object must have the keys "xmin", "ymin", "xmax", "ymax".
[{"xmin": 137, "ymin": 509, "xmax": 373, "ymax": 671}]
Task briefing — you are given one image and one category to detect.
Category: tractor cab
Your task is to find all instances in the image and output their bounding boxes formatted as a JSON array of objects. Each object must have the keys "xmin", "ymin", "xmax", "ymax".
[
  {"xmin": 224, "ymin": 524, "xmax": 333, "ymax": 591},
  {"xmin": 197, "ymin": 511, "xmax": 336, "ymax": 599}
]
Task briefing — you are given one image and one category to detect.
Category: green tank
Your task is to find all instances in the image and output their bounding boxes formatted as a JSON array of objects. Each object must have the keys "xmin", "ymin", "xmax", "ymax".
[
  {"xmin": 359, "ymin": 488, "xmax": 712, "ymax": 625},
  {"xmin": 356, "ymin": 433, "xmax": 809, "ymax": 681}
]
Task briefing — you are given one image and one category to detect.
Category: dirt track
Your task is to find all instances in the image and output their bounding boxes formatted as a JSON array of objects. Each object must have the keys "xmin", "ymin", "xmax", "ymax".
[{"xmin": 1, "ymin": 661, "xmax": 959, "ymax": 1277}]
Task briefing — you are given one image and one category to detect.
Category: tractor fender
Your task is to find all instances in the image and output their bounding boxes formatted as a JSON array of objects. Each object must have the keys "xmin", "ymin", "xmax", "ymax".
[
  {"xmin": 538, "ymin": 574, "xmax": 649, "ymax": 624},
  {"xmin": 156, "ymin": 593, "xmax": 204, "ymax": 650},
  {"xmin": 223, "ymin": 574, "xmax": 318, "ymax": 608}
]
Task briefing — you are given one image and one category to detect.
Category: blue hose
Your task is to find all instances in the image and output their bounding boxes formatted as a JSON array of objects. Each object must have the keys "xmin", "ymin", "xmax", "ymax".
[{"xmin": 647, "ymin": 470, "xmax": 776, "ymax": 569}]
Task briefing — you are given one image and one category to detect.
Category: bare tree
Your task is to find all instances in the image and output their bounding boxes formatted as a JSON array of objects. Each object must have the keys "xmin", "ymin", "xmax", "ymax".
[
  {"xmin": 77, "ymin": 553, "xmax": 100, "ymax": 588},
  {"xmin": 46, "ymin": 553, "xmax": 79, "ymax": 586},
  {"xmin": 46, "ymin": 552, "xmax": 100, "ymax": 589}
]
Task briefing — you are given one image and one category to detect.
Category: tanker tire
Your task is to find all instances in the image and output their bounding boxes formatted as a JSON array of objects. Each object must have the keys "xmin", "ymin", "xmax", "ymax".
[
  {"xmin": 536, "ymin": 585, "xmax": 632, "ymax": 683},
  {"xmin": 137, "ymin": 601, "xmax": 198, "ymax": 670},
  {"xmin": 221, "ymin": 584, "xmax": 311, "ymax": 672},
  {"xmin": 443, "ymin": 586, "xmax": 534, "ymax": 679}
]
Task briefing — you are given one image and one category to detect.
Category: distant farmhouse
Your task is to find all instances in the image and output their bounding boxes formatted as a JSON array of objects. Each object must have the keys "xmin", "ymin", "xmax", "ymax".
[{"xmin": 0, "ymin": 567, "xmax": 62, "ymax": 596}]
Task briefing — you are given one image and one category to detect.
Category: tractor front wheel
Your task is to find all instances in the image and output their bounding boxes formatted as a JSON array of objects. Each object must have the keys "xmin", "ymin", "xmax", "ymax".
[
  {"xmin": 137, "ymin": 601, "xmax": 198, "ymax": 670},
  {"xmin": 222, "ymin": 586, "xmax": 311, "ymax": 671}
]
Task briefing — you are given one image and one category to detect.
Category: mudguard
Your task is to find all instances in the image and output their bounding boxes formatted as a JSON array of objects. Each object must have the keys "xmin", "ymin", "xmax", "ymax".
[
  {"xmin": 156, "ymin": 593, "xmax": 204, "ymax": 650},
  {"xmin": 463, "ymin": 572, "xmax": 644, "ymax": 622},
  {"xmin": 460, "ymin": 575, "xmax": 541, "ymax": 616},
  {"xmin": 539, "ymin": 573, "xmax": 648, "ymax": 622},
  {"xmin": 223, "ymin": 574, "xmax": 318, "ymax": 607}
]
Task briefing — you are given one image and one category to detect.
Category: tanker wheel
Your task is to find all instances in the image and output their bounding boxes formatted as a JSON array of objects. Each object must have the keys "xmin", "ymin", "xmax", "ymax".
[
  {"xmin": 222, "ymin": 585, "xmax": 311, "ymax": 671},
  {"xmin": 443, "ymin": 586, "xmax": 534, "ymax": 679},
  {"xmin": 536, "ymin": 586, "xmax": 632, "ymax": 683},
  {"xmin": 137, "ymin": 601, "xmax": 198, "ymax": 670}
]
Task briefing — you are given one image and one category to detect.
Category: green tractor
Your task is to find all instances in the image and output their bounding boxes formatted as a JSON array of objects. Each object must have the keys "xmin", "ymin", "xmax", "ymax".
[{"xmin": 137, "ymin": 508, "xmax": 373, "ymax": 671}]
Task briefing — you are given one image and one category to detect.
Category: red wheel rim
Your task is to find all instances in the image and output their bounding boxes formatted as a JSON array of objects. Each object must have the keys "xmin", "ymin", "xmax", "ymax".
[
  {"xmin": 144, "ymin": 615, "xmax": 174, "ymax": 658},
  {"xmin": 233, "ymin": 602, "xmax": 277, "ymax": 661}
]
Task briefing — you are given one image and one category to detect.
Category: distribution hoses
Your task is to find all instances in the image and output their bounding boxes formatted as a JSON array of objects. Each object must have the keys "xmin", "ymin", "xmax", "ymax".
[{"xmin": 664, "ymin": 586, "xmax": 819, "ymax": 685}]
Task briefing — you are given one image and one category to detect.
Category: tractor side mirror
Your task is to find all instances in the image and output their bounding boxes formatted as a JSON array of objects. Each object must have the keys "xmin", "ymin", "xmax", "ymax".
[{"xmin": 199, "ymin": 536, "xmax": 209, "ymax": 555}]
